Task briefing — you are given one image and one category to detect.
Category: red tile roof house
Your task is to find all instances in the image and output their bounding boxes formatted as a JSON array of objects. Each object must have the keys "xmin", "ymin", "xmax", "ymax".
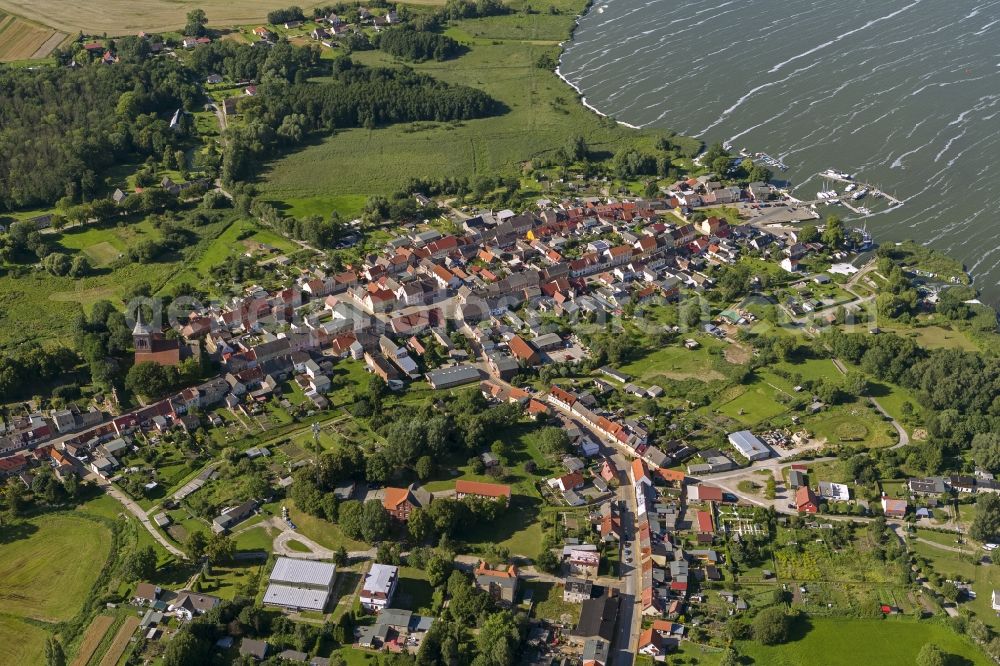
[
  {"xmin": 688, "ymin": 484, "xmax": 723, "ymax": 502},
  {"xmin": 381, "ymin": 486, "xmax": 429, "ymax": 521},
  {"xmin": 526, "ymin": 399, "xmax": 550, "ymax": 417},
  {"xmin": 631, "ymin": 459, "xmax": 652, "ymax": 486},
  {"xmin": 554, "ymin": 472, "xmax": 585, "ymax": 492},
  {"xmin": 657, "ymin": 468, "xmax": 685, "ymax": 486},
  {"xmin": 598, "ymin": 459, "xmax": 618, "ymax": 483},
  {"xmin": 637, "ymin": 627, "xmax": 666, "ymax": 658},
  {"xmin": 695, "ymin": 510, "xmax": 714, "ymax": 534},
  {"xmin": 474, "ymin": 561, "xmax": 520, "ymax": 605},
  {"xmin": 881, "ymin": 496, "xmax": 908, "ymax": 518},
  {"xmin": 548, "ymin": 385, "xmax": 577, "ymax": 410},
  {"xmin": 455, "ymin": 480, "xmax": 511, "ymax": 501},
  {"xmin": 796, "ymin": 486, "xmax": 819, "ymax": 514}
]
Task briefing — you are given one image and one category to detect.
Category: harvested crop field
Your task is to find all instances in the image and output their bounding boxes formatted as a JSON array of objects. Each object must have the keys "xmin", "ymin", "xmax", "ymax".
[
  {"xmin": 99, "ymin": 616, "xmax": 139, "ymax": 666},
  {"xmin": 0, "ymin": 11, "xmax": 65, "ymax": 60},
  {"xmin": 70, "ymin": 615, "xmax": 115, "ymax": 666}
]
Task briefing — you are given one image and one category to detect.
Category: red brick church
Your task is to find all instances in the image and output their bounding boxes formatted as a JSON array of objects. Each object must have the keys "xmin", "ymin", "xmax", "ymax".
[{"xmin": 133, "ymin": 309, "xmax": 182, "ymax": 366}]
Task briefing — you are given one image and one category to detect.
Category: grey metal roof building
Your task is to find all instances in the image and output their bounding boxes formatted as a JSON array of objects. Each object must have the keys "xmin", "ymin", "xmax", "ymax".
[
  {"xmin": 263, "ymin": 557, "xmax": 337, "ymax": 612},
  {"xmin": 425, "ymin": 364, "xmax": 482, "ymax": 389},
  {"xmin": 727, "ymin": 430, "xmax": 771, "ymax": 461}
]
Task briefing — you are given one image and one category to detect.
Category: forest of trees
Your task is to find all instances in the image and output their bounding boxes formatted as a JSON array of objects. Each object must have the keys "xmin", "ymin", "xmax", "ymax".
[
  {"xmin": 0, "ymin": 344, "xmax": 78, "ymax": 402},
  {"xmin": 375, "ymin": 26, "xmax": 462, "ymax": 61},
  {"xmin": 188, "ymin": 40, "xmax": 319, "ymax": 85},
  {"xmin": 0, "ymin": 60, "xmax": 200, "ymax": 210}
]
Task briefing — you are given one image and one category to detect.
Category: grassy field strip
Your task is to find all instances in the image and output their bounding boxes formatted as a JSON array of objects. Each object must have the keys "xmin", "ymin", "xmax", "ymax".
[
  {"xmin": 98, "ymin": 616, "xmax": 139, "ymax": 666},
  {"xmin": 70, "ymin": 615, "xmax": 115, "ymax": 666}
]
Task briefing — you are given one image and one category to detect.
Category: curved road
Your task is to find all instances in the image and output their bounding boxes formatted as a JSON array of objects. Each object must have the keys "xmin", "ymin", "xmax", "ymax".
[{"xmin": 95, "ymin": 478, "xmax": 188, "ymax": 559}]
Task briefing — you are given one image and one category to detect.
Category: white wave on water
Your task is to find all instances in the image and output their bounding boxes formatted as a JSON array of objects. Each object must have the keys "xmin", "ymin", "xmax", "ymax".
[
  {"xmin": 699, "ymin": 61, "xmax": 823, "ymax": 134},
  {"xmin": 933, "ymin": 129, "xmax": 968, "ymax": 162},
  {"xmin": 766, "ymin": 0, "xmax": 924, "ymax": 74},
  {"xmin": 973, "ymin": 19, "xmax": 999, "ymax": 34}
]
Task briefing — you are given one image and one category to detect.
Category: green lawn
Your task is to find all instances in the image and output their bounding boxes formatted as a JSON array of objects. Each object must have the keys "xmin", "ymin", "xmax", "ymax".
[
  {"xmin": 620, "ymin": 337, "xmax": 729, "ymax": 383},
  {"xmin": 328, "ymin": 647, "xmax": 382, "ymax": 666},
  {"xmin": 55, "ymin": 219, "xmax": 160, "ymax": 266},
  {"xmin": 802, "ymin": 402, "xmax": 896, "ymax": 449},
  {"xmin": 0, "ymin": 513, "xmax": 111, "ymax": 622},
  {"xmin": 775, "ymin": 358, "xmax": 841, "ymax": 383},
  {"xmin": 880, "ymin": 480, "xmax": 908, "ymax": 500},
  {"xmin": 285, "ymin": 539, "xmax": 311, "ymax": 553},
  {"xmin": 199, "ymin": 561, "xmax": 266, "ymax": 601},
  {"xmin": 882, "ymin": 324, "xmax": 980, "ymax": 352},
  {"xmin": 233, "ymin": 525, "xmax": 274, "ymax": 553},
  {"xmin": 736, "ymin": 617, "xmax": 988, "ymax": 665},
  {"xmin": 524, "ymin": 581, "xmax": 581, "ymax": 625},
  {"xmin": 193, "ymin": 219, "xmax": 297, "ymax": 274},
  {"xmin": 869, "ymin": 380, "xmax": 924, "ymax": 432},
  {"xmin": 715, "ymin": 376, "xmax": 790, "ymax": 425},
  {"xmin": 912, "ymin": 540, "xmax": 1000, "ymax": 629},
  {"xmin": 0, "ymin": 216, "xmax": 233, "ymax": 350},
  {"xmin": 286, "ymin": 502, "xmax": 369, "ymax": 553},
  {"xmin": 394, "ymin": 566, "xmax": 434, "ymax": 613}
]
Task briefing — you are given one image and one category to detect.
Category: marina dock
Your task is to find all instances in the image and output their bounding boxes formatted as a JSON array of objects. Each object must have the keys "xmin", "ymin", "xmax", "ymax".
[{"xmin": 816, "ymin": 172, "xmax": 904, "ymax": 208}]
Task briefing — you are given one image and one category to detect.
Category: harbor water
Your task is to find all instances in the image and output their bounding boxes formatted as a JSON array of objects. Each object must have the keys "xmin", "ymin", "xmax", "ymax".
[{"xmin": 559, "ymin": 0, "xmax": 1000, "ymax": 303}]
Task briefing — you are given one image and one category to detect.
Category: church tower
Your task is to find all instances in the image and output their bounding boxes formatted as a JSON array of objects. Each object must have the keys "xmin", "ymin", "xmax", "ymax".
[{"xmin": 133, "ymin": 308, "xmax": 154, "ymax": 352}]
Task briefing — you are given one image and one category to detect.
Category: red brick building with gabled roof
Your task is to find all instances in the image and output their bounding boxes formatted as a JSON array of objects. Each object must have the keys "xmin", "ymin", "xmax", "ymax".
[
  {"xmin": 796, "ymin": 485, "xmax": 819, "ymax": 514},
  {"xmin": 507, "ymin": 335, "xmax": 540, "ymax": 366},
  {"xmin": 382, "ymin": 486, "xmax": 428, "ymax": 521}
]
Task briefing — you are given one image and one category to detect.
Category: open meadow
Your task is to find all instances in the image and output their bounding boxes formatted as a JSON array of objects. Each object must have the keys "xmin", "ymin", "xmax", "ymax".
[
  {"xmin": 259, "ymin": 0, "xmax": 688, "ymax": 217},
  {"xmin": 0, "ymin": 513, "xmax": 111, "ymax": 622},
  {"xmin": 737, "ymin": 617, "xmax": 989, "ymax": 666},
  {"xmin": 0, "ymin": 615, "xmax": 51, "ymax": 665},
  {"xmin": 0, "ymin": 511, "xmax": 113, "ymax": 665},
  {"xmin": 912, "ymin": 539, "xmax": 1000, "ymax": 630},
  {"xmin": 0, "ymin": 215, "xmax": 250, "ymax": 350}
]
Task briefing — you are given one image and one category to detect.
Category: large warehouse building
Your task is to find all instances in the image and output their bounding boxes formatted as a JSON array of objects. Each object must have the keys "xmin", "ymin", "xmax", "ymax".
[
  {"xmin": 263, "ymin": 557, "xmax": 337, "ymax": 612},
  {"xmin": 727, "ymin": 430, "xmax": 772, "ymax": 461}
]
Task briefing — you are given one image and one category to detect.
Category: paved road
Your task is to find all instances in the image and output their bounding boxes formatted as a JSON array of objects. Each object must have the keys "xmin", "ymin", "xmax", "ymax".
[
  {"xmin": 268, "ymin": 517, "xmax": 375, "ymax": 560},
  {"xmin": 613, "ymin": 482, "xmax": 640, "ymax": 666},
  {"xmin": 94, "ymin": 477, "xmax": 187, "ymax": 559}
]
